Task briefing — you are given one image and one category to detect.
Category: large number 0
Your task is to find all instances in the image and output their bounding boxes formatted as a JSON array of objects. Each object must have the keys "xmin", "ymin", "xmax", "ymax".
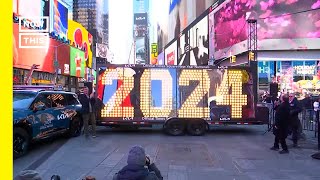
[
  {"xmin": 101, "ymin": 68, "xmax": 134, "ymax": 117},
  {"xmin": 140, "ymin": 69, "xmax": 173, "ymax": 117},
  {"xmin": 178, "ymin": 69, "xmax": 210, "ymax": 118},
  {"xmin": 216, "ymin": 70, "xmax": 247, "ymax": 118}
]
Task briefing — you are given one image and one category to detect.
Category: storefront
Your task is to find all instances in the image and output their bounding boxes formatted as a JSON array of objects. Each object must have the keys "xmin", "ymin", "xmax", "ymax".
[{"xmin": 258, "ymin": 50, "xmax": 320, "ymax": 98}]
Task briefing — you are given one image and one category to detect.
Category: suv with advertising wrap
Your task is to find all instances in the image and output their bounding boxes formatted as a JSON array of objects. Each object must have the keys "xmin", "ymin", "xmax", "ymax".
[{"xmin": 13, "ymin": 88, "xmax": 83, "ymax": 158}]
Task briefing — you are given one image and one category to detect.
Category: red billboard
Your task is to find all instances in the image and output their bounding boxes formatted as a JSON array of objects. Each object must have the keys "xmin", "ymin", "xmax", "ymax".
[{"xmin": 13, "ymin": 23, "xmax": 70, "ymax": 74}]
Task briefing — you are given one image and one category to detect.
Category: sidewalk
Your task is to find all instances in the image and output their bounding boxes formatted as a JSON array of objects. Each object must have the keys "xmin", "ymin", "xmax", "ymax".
[{"xmin": 20, "ymin": 126, "xmax": 320, "ymax": 180}]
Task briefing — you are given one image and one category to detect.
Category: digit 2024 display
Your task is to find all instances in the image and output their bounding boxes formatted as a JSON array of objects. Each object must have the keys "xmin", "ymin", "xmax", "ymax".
[{"xmin": 97, "ymin": 66, "xmax": 255, "ymax": 121}]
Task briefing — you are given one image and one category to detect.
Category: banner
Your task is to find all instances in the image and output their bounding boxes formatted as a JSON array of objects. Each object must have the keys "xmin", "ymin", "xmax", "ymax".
[
  {"xmin": 13, "ymin": 23, "xmax": 70, "ymax": 74},
  {"xmin": 50, "ymin": 0, "xmax": 68, "ymax": 40},
  {"xmin": 70, "ymin": 47, "xmax": 85, "ymax": 77},
  {"xmin": 68, "ymin": 20, "xmax": 93, "ymax": 68},
  {"xmin": 96, "ymin": 43, "xmax": 109, "ymax": 59}
]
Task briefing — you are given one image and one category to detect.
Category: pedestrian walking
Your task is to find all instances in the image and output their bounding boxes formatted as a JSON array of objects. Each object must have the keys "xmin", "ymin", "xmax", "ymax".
[
  {"xmin": 113, "ymin": 145, "xmax": 163, "ymax": 180},
  {"xmin": 271, "ymin": 94, "xmax": 291, "ymax": 154},
  {"xmin": 288, "ymin": 93, "xmax": 303, "ymax": 147},
  {"xmin": 78, "ymin": 86, "xmax": 97, "ymax": 138}
]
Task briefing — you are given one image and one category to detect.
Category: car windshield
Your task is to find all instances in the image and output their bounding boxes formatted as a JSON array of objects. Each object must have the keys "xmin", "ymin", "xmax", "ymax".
[{"xmin": 13, "ymin": 92, "xmax": 36, "ymax": 110}]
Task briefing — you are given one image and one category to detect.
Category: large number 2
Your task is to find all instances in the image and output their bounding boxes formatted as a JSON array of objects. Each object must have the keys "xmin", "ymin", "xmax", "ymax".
[
  {"xmin": 101, "ymin": 68, "xmax": 134, "ymax": 117},
  {"xmin": 216, "ymin": 70, "xmax": 247, "ymax": 118},
  {"xmin": 140, "ymin": 69, "xmax": 173, "ymax": 117},
  {"xmin": 178, "ymin": 69, "xmax": 210, "ymax": 118}
]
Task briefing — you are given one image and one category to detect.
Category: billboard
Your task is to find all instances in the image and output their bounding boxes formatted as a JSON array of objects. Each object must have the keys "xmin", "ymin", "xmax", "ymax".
[
  {"xmin": 210, "ymin": 0, "xmax": 320, "ymax": 60},
  {"xmin": 134, "ymin": 13, "xmax": 148, "ymax": 25},
  {"xmin": 13, "ymin": 0, "xmax": 50, "ymax": 31},
  {"xmin": 13, "ymin": 23, "xmax": 70, "ymax": 74},
  {"xmin": 50, "ymin": 0, "xmax": 69, "ymax": 40},
  {"xmin": 133, "ymin": 0, "xmax": 149, "ymax": 13},
  {"xmin": 70, "ymin": 47, "xmax": 85, "ymax": 77},
  {"xmin": 97, "ymin": 65, "xmax": 255, "ymax": 121},
  {"xmin": 96, "ymin": 43, "xmax": 109, "ymax": 59},
  {"xmin": 68, "ymin": 20, "xmax": 93, "ymax": 68},
  {"xmin": 165, "ymin": 40, "xmax": 177, "ymax": 65},
  {"xmin": 135, "ymin": 37, "xmax": 146, "ymax": 64},
  {"xmin": 150, "ymin": 43, "xmax": 158, "ymax": 65},
  {"xmin": 157, "ymin": 52, "xmax": 165, "ymax": 65}
]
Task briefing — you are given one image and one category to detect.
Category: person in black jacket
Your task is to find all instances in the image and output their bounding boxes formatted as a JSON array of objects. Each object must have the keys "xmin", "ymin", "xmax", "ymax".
[
  {"xmin": 113, "ymin": 146, "xmax": 163, "ymax": 180},
  {"xmin": 78, "ymin": 86, "xmax": 96, "ymax": 138},
  {"xmin": 271, "ymin": 94, "xmax": 291, "ymax": 154},
  {"xmin": 289, "ymin": 93, "xmax": 303, "ymax": 147}
]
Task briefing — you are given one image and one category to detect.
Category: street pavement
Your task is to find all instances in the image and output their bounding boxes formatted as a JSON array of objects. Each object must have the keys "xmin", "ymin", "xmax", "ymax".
[{"xmin": 14, "ymin": 125, "xmax": 320, "ymax": 180}]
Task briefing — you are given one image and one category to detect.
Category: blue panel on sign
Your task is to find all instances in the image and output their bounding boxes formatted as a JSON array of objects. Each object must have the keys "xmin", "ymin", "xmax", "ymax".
[
  {"xmin": 151, "ymin": 80, "xmax": 162, "ymax": 107},
  {"xmin": 169, "ymin": 0, "xmax": 181, "ymax": 13}
]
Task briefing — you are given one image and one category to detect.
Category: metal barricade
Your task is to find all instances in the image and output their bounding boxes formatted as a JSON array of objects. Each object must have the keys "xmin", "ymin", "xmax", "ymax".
[{"xmin": 299, "ymin": 109, "xmax": 318, "ymax": 138}]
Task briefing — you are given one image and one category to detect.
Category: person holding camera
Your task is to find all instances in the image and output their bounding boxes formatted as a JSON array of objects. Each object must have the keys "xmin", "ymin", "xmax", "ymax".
[{"xmin": 113, "ymin": 146, "xmax": 163, "ymax": 180}]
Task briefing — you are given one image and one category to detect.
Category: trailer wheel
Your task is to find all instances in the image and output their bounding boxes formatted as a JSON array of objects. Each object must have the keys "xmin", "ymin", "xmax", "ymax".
[
  {"xmin": 165, "ymin": 119, "xmax": 185, "ymax": 136},
  {"xmin": 187, "ymin": 120, "xmax": 207, "ymax": 136}
]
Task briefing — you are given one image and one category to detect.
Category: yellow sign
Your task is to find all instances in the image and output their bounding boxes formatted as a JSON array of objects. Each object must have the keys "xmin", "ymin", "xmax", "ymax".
[
  {"xmin": 68, "ymin": 20, "xmax": 93, "ymax": 68},
  {"xmin": 230, "ymin": 55, "xmax": 236, "ymax": 63},
  {"xmin": 32, "ymin": 79, "xmax": 52, "ymax": 84},
  {"xmin": 249, "ymin": 51, "xmax": 255, "ymax": 61},
  {"xmin": 151, "ymin": 43, "xmax": 158, "ymax": 65}
]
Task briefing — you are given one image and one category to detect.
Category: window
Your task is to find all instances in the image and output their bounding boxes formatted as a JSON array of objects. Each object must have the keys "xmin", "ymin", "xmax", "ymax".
[
  {"xmin": 66, "ymin": 94, "xmax": 79, "ymax": 105},
  {"xmin": 51, "ymin": 94, "xmax": 67, "ymax": 108},
  {"xmin": 32, "ymin": 93, "xmax": 52, "ymax": 109}
]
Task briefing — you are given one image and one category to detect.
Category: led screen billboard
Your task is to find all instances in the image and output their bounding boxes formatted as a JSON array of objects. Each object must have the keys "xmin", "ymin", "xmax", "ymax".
[
  {"xmin": 97, "ymin": 65, "xmax": 255, "ymax": 121},
  {"xmin": 68, "ymin": 20, "xmax": 93, "ymax": 68},
  {"xmin": 50, "ymin": 0, "xmax": 68, "ymax": 40},
  {"xmin": 13, "ymin": 23, "xmax": 70, "ymax": 74},
  {"xmin": 209, "ymin": 0, "xmax": 320, "ymax": 60},
  {"xmin": 164, "ymin": 40, "xmax": 177, "ymax": 65},
  {"xmin": 13, "ymin": 0, "xmax": 50, "ymax": 30},
  {"xmin": 70, "ymin": 47, "xmax": 85, "ymax": 77}
]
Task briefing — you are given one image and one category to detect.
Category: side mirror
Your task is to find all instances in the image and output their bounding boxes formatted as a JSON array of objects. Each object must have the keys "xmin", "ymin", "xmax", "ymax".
[{"xmin": 34, "ymin": 104, "xmax": 46, "ymax": 112}]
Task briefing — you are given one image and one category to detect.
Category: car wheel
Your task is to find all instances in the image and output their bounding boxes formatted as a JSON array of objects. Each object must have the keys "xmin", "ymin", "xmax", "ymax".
[
  {"xmin": 68, "ymin": 116, "xmax": 82, "ymax": 137},
  {"xmin": 13, "ymin": 127, "xmax": 30, "ymax": 159}
]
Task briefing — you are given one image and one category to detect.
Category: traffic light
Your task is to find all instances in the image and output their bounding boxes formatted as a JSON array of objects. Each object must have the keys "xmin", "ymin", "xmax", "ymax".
[
  {"xmin": 249, "ymin": 51, "xmax": 255, "ymax": 61},
  {"xmin": 230, "ymin": 55, "xmax": 236, "ymax": 63}
]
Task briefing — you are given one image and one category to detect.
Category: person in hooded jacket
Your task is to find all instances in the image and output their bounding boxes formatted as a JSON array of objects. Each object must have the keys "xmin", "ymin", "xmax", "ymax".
[
  {"xmin": 113, "ymin": 146, "xmax": 163, "ymax": 180},
  {"xmin": 271, "ymin": 94, "xmax": 291, "ymax": 154}
]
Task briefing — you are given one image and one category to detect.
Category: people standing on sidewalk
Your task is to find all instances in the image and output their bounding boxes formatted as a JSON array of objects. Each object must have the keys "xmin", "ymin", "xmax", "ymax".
[
  {"xmin": 289, "ymin": 93, "xmax": 303, "ymax": 147},
  {"xmin": 271, "ymin": 94, "xmax": 291, "ymax": 154},
  {"xmin": 78, "ymin": 86, "xmax": 97, "ymax": 138},
  {"xmin": 113, "ymin": 146, "xmax": 163, "ymax": 180}
]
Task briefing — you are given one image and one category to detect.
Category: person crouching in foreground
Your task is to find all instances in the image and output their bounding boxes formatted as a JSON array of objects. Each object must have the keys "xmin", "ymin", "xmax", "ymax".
[
  {"xmin": 113, "ymin": 146, "xmax": 163, "ymax": 180},
  {"xmin": 271, "ymin": 94, "xmax": 290, "ymax": 154}
]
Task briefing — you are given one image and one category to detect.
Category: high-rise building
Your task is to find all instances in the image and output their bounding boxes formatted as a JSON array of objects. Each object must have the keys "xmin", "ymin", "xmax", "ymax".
[
  {"xmin": 72, "ymin": 0, "xmax": 103, "ymax": 43},
  {"xmin": 102, "ymin": 14, "xmax": 109, "ymax": 45}
]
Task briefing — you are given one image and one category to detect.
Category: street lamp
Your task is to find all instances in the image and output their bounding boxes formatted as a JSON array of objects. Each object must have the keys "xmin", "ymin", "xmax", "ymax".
[{"xmin": 50, "ymin": 43, "xmax": 66, "ymax": 85}]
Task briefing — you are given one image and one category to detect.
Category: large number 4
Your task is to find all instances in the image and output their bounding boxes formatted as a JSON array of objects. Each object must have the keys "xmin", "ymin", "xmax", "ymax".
[
  {"xmin": 178, "ymin": 69, "xmax": 210, "ymax": 118},
  {"xmin": 101, "ymin": 68, "xmax": 134, "ymax": 117},
  {"xmin": 216, "ymin": 70, "xmax": 247, "ymax": 118}
]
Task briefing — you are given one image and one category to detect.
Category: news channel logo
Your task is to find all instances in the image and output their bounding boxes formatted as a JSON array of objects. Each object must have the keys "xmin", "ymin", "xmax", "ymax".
[{"xmin": 18, "ymin": 16, "xmax": 49, "ymax": 48}]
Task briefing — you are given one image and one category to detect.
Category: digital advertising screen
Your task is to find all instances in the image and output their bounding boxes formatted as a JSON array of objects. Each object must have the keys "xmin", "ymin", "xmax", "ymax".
[
  {"xmin": 70, "ymin": 47, "xmax": 85, "ymax": 78},
  {"xmin": 50, "ymin": 0, "xmax": 68, "ymax": 40},
  {"xmin": 135, "ymin": 37, "xmax": 146, "ymax": 64},
  {"xmin": 13, "ymin": 23, "xmax": 70, "ymax": 74},
  {"xmin": 68, "ymin": 20, "xmax": 93, "ymax": 68},
  {"xmin": 97, "ymin": 66, "xmax": 255, "ymax": 121},
  {"xmin": 13, "ymin": 0, "xmax": 50, "ymax": 30},
  {"xmin": 164, "ymin": 40, "xmax": 178, "ymax": 65},
  {"xmin": 188, "ymin": 16, "xmax": 209, "ymax": 66},
  {"xmin": 210, "ymin": 0, "xmax": 320, "ymax": 60}
]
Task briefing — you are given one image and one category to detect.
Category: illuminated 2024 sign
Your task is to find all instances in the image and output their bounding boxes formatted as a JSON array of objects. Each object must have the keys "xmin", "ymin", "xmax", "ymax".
[{"xmin": 100, "ymin": 68, "xmax": 250, "ymax": 119}]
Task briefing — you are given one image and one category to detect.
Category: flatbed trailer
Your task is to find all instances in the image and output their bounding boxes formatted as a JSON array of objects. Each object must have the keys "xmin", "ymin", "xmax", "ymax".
[{"xmin": 95, "ymin": 61, "xmax": 269, "ymax": 135}]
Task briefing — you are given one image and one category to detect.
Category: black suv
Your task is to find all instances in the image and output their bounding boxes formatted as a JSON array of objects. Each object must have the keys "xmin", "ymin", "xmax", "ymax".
[{"xmin": 13, "ymin": 89, "xmax": 83, "ymax": 158}]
